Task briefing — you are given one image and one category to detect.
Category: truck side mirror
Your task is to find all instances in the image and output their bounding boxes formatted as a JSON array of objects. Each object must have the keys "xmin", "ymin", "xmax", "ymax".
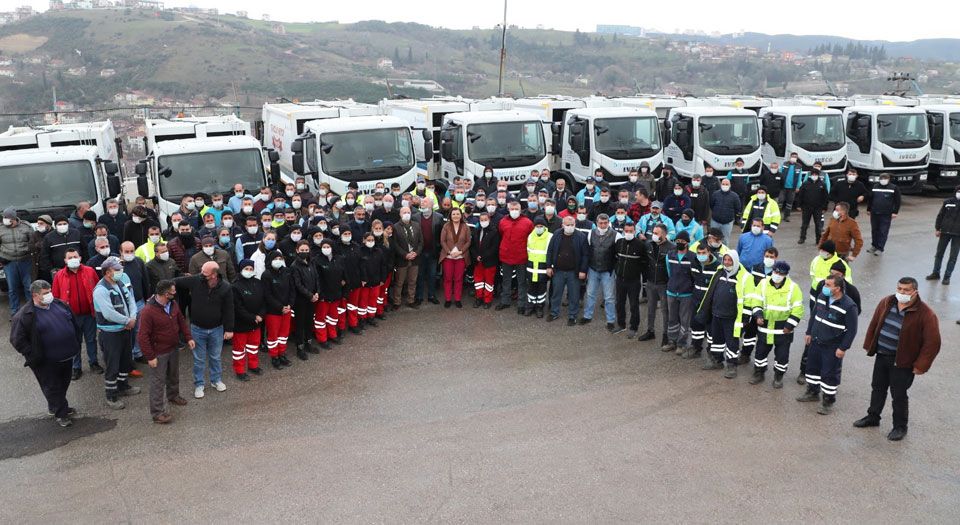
[
  {"xmin": 290, "ymin": 139, "xmax": 304, "ymax": 154},
  {"xmin": 104, "ymin": 161, "xmax": 119, "ymax": 176},
  {"xmin": 136, "ymin": 175, "xmax": 149, "ymax": 198},
  {"xmin": 422, "ymin": 129, "xmax": 432, "ymax": 142},
  {"xmin": 423, "ymin": 139, "xmax": 433, "ymax": 162},
  {"xmin": 292, "ymin": 153, "xmax": 305, "ymax": 175},
  {"xmin": 440, "ymin": 129, "xmax": 455, "ymax": 143},
  {"xmin": 106, "ymin": 175, "xmax": 121, "ymax": 198},
  {"xmin": 134, "ymin": 161, "xmax": 147, "ymax": 176},
  {"xmin": 268, "ymin": 149, "xmax": 280, "ymax": 163}
]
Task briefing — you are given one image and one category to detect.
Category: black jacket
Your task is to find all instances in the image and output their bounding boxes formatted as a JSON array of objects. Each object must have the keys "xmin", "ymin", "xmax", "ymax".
[
  {"xmin": 40, "ymin": 228, "xmax": 83, "ymax": 277},
  {"xmin": 315, "ymin": 253, "xmax": 345, "ymax": 301},
  {"xmin": 338, "ymin": 242, "xmax": 363, "ymax": 290},
  {"xmin": 10, "ymin": 300, "xmax": 81, "ymax": 367},
  {"xmin": 759, "ymin": 165, "xmax": 784, "ymax": 197},
  {"xmin": 232, "ymin": 275, "xmax": 266, "ymax": 333},
  {"xmin": 935, "ymin": 196, "xmax": 960, "ymax": 236},
  {"xmin": 614, "ymin": 237, "xmax": 651, "ymax": 282},
  {"xmin": 654, "ymin": 174, "xmax": 679, "ymax": 202},
  {"xmin": 795, "ymin": 177, "xmax": 829, "ymax": 212},
  {"xmin": 588, "ymin": 200, "xmax": 616, "ymax": 221},
  {"xmin": 648, "ymin": 239, "xmax": 675, "ymax": 285},
  {"xmin": 471, "ymin": 224, "xmax": 500, "ymax": 266},
  {"xmin": 122, "ymin": 256, "xmax": 151, "ymax": 303},
  {"xmin": 829, "ymin": 180, "xmax": 868, "ymax": 218},
  {"xmin": 173, "ymin": 274, "xmax": 235, "ymax": 331},
  {"xmin": 867, "ymin": 184, "xmax": 902, "ymax": 216},
  {"xmin": 122, "ymin": 218, "xmax": 159, "ymax": 247},
  {"xmin": 290, "ymin": 256, "xmax": 318, "ymax": 303},
  {"xmin": 262, "ymin": 266, "xmax": 295, "ymax": 315},
  {"xmin": 359, "ymin": 244, "xmax": 384, "ymax": 285},
  {"xmin": 99, "ymin": 211, "xmax": 129, "ymax": 241}
]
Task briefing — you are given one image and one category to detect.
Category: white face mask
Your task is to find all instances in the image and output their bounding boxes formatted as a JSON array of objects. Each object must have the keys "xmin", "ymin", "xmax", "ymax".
[
  {"xmin": 321, "ymin": 247, "xmax": 333, "ymax": 257},
  {"xmin": 723, "ymin": 264, "xmax": 735, "ymax": 272},
  {"xmin": 2, "ymin": 218, "xmax": 12, "ymax": 226},
  {"xmin": 364, "ymin": 240, "xmax": 375, "ymax": 248},
  {"xmin": 158, "ymin": 252, "xmax": 170, "ymax": 261},
  {"xmin": 832, "ymin": 211, "xmax": 841, "ymax": 220},
  {"xmin": 242, "ymin": 205, "xmax": 254, "ymax": 214},
  {"xmin": 810, "ymin": 175, "xmax": 819, "ymax": 181},
  {"xmin": 364, "ymin": 203, "xmax": 375, "ymax": 212},
  {"xmin": 241, "ymin": 269, "xmax": 256, "ymax": 279},
  {"xmin": 563, "ymin": 225, "xmax": 575, "ymax": 234},
  {"xmin": 819, "ymin": 250, "xmax": 831, "ymax": 259},
  {"xmin": 212, "ymin": 200, "xmax": 223, "ymax": 209},
  {"xmin": 576, "ymin": 213, "xmax": 587, "ymax": 222},
  {"xmin": 202, "ymin": 246, "xmax": 214, "ymax": 256},
  {"xmin": 616, "ymin": 215, "xmax": 626, "ymax": 222},
  {"xmin": 416, "ymin": 183, "xmax": 425, "ymax": 190},
  {"xmin": 66, "ymin": 258, "xmax": 81, "ymax": 269},
  {"xmin": 400, "ymin": 200, "xmax": 410, "ymax": 209},
  {"xmin": 534, "ymin": 226, "xmax": 545, "ymax": 235},
  {"xmin": 486, "ymin": 205, "xmax": 497, "ymax": 214},
  {"xmin": 235, "ymin": 190, "xmax": 244, "ymax": 198},
  {"xmin": 763, "ymin": 256, "xmax": 775, "ymax": 268},
  {"xmin": 600, "ymin": 196, "xmax": 610, "ymax": 203},
  {"xmin": 42, "ymin": 292, "xmax": 54, "ymax": 305},
  {"xmin": 271, "ymin": 259, "xmax": 285, "ymax": 269},
  {"xmin": 318, "ymin": 189, "xmax": 328, "ymax": 196},
  {"xmin": 122, "ymin": 253, "xmax": 135, "ymax": 262},
  {"xmin": 651, "ymin": 234, "xmax": 661, "ymax": 243},
  {"xmin": 497, "ymin": 198, "xmax": 506, "ymax": 205},
  {"xmin": 692, "ymin": 180, "xmax": 701, "ymax": 188},
  {"xmin": 149, "ymin": 235, "xmax": 161, "ymax": 244},
  {"xmin": 847, "ymin": 175, "xmax": 857, "ymax": 183},
  {"xmin": 544, "ymin": 205, "xmax": 556, "ymax": 215},
  {"xmin": 720, "ymin": 185, "xmax": 730, "ymax": 192},
  {"xmin": 771, "ymin": 273, "xmax": 785, "ymax": 283},
  {"xmin": 879, "ymin": 179, "xmax": 889, "ymax": 186},
  {"xmin": 751, "ymin": 226, "xmax": 762, "ymax": 235},
  {"xmin": 112, "ymin": 269, "xmax": 124, "ymax": 279},
  {"xmin": 673, "ymin": 189, "xmax": 682, "ymax": 196},
  {"xmin": 97, "ymin": 247, "xmax": 110, "ymax": 256},
  {"xmin": 185, "ymin": 202, "xmax": 196, "ymax": 211},
  {"xmin": 629, "ymin": 176, "xmax": 638, "ymax": 183},
  {"xmin": 619, "ymin": 198, "xmax": 629, "ymax": 205},
  {"xmin": 296, "ymin": 183, "xmax": 305, "ymax": 191},
  {"xmin": 247, "ymin": 226, "xmax": 258, "ymax": 235},
  {"xmin": 384, "ymin": 201, "xmax": 394, "ymax": 210},
  {"xmin": 290, "ymin": 233, "xmax": 302, "ymax": 243},
  {"xmin": 341, "ymin": 236, "xmax": 352, "ymax": 245},
  {"xmin": 107, "ymin": 207, "xmax": 119, "ymax": 216},
  {"xmin": 479, "ymin": 220, "xmax": 490, "ymax": 229},
  {"xmin": 597, "ymin": 227, "xmax": 608, "ymax": 235},
  {"xmin": 757, "ymin": 193, "xmax": 766, "ymax": 201},
  {"xmin": 401, "ymin": 213, "xmax": 412, "ymax": 222},
  {"xmin": 222, "ymin": 219, "xmax": 234, "ymax": 229},
  {"xmin": 292, "ymin": 201, "xmax": 302, "ymax": 209},
  {"xmin": 895, "ymin": 292, "xmax": 913, "ymax": 304},
  {"xmin": 509, "ymin": 210, "xmax": 521, "ymax": 219},
  {"xmin": 313, "ymin": 237, "xmax": 324, "ymax": 246},
  {"xmin": 624, "ymin": 232, "xmax": 636, "ymax": 241},
  {"xmin": 56, "ymin": 224, "xmax": 70, "ymax": 234}
]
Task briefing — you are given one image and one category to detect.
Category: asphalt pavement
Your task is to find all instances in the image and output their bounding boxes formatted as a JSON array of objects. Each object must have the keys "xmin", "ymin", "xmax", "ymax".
[{"xmin": 0, "ymin": 195, "xmax": 957, "ymax": 523}]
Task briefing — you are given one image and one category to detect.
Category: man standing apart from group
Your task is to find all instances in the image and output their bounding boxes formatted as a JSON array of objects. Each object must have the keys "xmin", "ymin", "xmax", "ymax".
[{"xmin": 137, "ymin": 279, "xmax": 193, "ymax": 424}]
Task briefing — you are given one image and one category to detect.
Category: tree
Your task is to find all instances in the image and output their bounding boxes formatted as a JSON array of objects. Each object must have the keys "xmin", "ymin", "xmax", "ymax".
[
  {"xmin": 599, "ymin": 64, "xmax": 628, "ymax": 89},
  {"xmin": 393, "ymin": 46, "xmax": 401, "ymax": 65},
  {"xmin": 407, "ymin": 45, "xmax": 413, "ymax": 63}
]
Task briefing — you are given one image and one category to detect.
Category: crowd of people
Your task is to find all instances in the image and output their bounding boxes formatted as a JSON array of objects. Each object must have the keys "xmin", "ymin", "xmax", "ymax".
[{"xmin": 1, "ymin": 163, "xmax": 952, "ymax": 441}]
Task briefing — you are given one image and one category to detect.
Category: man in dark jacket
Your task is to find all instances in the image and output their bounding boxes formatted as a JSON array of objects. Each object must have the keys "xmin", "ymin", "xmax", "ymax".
[
  {"xmin": 654, "ymin": 165, "xmax": 680, "ymax": 202},
  {"xmin": 1, "ymin": 206, "xmax": 36, "ymax": 317},
  {"xmin": 393, "ymin": 207, "xmax": 424, "ymax": 309},
  {"xmin": 664, "ymin": 230, "xmax": 697, "ymax": 354},
  {"xmin": 262, "ymin": 250, "xmax": 295, "ymax": 368},
  {"xmin": 174, "ymin": 262, "xmax": 234, "ymax": 399},
  {"xmin": 40, "ymin": 217, "xmax": 83, "ymax": 279},
  {"xmin": 640, "ymin": 224, "xmax": 675, "ymax": 343},
  {"xmin": 99, "ymin": 199, "xmax": 128, "ymax": 241},
  {"xmin": 925, "ymin": 184, "xmax": 960, "ymax": 285},
  {"xmin": 10, "ymin": 280, "xmax": 81, "ymax": 427},
  {"xmin": 795, "ymin": 169, "xmax": 829, "ymax": 244},
  {"xmin": 146, "ymin": 243, "xmax": 180, "ymax": 294},
  {"xmin": 580, "ymin": 214, "xmax": 618, "ymax": 328},
  {"xmin": 614, "ymin": 222, "xmax": 651, "ymax": 337},
  {"xmin": 854, "ymin": 277, "xmax": 941, "ymax": 441},
  {"xmin": 709, "ymin": 179, "xmax": 741, "ymax": 242},
  {"xmin": 137, "ymin": 279, "xmax": 193, "ymax": 424},
  {"xmin": 829, "ymin": 168, "xmax": 868, "ymax": 218},
  {"xmin": 865, "ymin": 173, "xmax": 902, "ymax": 255},
  {"xmin": 685, "ymin": 174, "xmax": 711, "ymax": 227},
  {"xmin": 231, "ymin": 259, "xmax": 266, "ymax": 381},
  {"xmin": 471, "ymin": 211, "xmax": 500, "ymax": 308},
  {"xmin": 546, "ymin": 215, "xmax": 588, "ymax": 324},
  {"xmin": 759, "ymin": 161, "xmax": 783, "ymax": 204},
  {"xmin": 121, "ymin": 241, "xmax": 151, "ymax": 363}
]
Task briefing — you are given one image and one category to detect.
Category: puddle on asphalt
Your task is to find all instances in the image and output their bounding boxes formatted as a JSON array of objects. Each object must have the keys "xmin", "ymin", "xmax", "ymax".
[{"xmin": 0, "ymin": 417, "xmax": 117, "ymax": 460}]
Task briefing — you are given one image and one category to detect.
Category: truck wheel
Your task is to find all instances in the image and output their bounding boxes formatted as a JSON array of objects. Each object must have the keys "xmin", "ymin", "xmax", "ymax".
[{"xmin": 431, "ymin": 179, "xmax": 449, "ymax": 200}]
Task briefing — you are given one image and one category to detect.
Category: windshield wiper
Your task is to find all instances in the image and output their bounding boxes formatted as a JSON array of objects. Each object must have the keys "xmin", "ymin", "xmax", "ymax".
[{"xmin": 335, "ymin": 168, "xmax": 369, "ymax": 176}]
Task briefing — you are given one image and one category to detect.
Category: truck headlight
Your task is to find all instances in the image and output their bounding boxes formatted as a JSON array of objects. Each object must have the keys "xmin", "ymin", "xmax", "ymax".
[{"xmin": 920, "ymin": 173, "xmax": 928, "ymax": 181}]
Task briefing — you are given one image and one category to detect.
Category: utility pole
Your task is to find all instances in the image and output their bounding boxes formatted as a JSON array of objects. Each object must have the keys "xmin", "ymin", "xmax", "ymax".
[{"xmin": 497, "ymin": 0, "xmax": 508, "ymax": 96}]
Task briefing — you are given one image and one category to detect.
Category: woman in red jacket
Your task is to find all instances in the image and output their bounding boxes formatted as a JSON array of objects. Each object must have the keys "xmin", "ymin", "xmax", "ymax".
[{"xmin": 440, "ymin": 208, "xmax": 471, "ymax": 308}]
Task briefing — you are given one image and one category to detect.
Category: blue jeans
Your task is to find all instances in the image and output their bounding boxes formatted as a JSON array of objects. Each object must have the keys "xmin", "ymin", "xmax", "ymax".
[
  {"xmin": 131, "ymin": 299, "xmax": 145, "ymax": 359},
  {"xmin": 710, "ymin": 220, "xmax": 733, "ymax": 243},
  {"xmin": 415, "ymin": 252, "xmax": 438, "ymax": 301},
  {"xmin": 191, "ymin": 324, "xmax": 224, "ymax": 387},
  {"xmin": 549, "ymin": 270, "xmax": 581, "ymax": 319},
  {"xmin": 583, "ymin": 269, "xmax": 616, "ymax": 323},
  {"xmin": 72, "ymin": 314, "xmax": 99, "ymax": 369},
  {"xmin": 4, "ymin": 259, "xmax": 32, "ymax": 315}
]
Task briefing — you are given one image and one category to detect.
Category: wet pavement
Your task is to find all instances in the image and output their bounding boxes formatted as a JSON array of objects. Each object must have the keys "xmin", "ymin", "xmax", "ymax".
[{"xmin": 0, "ymin": 195, "xmax": 958, "ymax": 523}]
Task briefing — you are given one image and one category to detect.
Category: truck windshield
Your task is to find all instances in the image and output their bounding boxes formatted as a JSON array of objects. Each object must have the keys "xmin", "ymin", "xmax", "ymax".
[
  {"xmin": 466, "ymin": 121, "xmax": 546, "ymax": 169},
  {"xmin": 594, "ymin": 117, "xmax": 661, "ymax": 159},
  {"xmin": 157, "ymin": 149, "xmax": 264, "ymax": 201},
  {"xmin": 0, "ymin": 160, "xmax": 96, "ymax": 211},
  {"xmin": 950, "ymin": 113, "xmax": 960, "ymax": 141},
  {"xmin": 792, "ymin": 114, "xmax": 845, "ymax": 152},
  {"xmin": 698, "ymin": 116, "xmax": 760, "ymax": 155},
  {"xmin": 319, "ymin": 128, "xmax": 414, "ymax": 181},
  {"xmin": 877, "ymin": 113, "xmax": 928, "ymax": 149}
]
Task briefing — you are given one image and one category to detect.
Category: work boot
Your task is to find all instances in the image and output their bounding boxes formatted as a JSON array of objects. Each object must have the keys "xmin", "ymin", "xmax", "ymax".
[
  {"xmin": 675, "ymin": 345, "xmax": 685, "ymax": 356},
  {"xmin": 307, "ymin": 342, "xmax": 321, "ymax": 354},
  {"xmin": 536, "ymin": 306, "xmax": 544, "ymax": 319},
  {"xmin": 943, "ymin": 277, "xmax": 951, "ymax": 285},
  {"xmin": 106, "ymin": 397, "xmax": 125, "ymax": 410},
  {"xmin": 772, "ymin": 371, "xmax": 784, "ymax": 389},
  {"xmin": 817, "ymin": 399, "xmax": 834, "ymax": 415},
  {"xmin": 495, "ymin": 303, "xmax": 510, "ymax": 311},
  {"xmin": 578, "ymin": 317, "xmax": 592, "ymax": 325},
  {"xmin": 637, "ymin": 331, "xmax": 655, "ymax": 341},
  {"xmin": 748, "ymin": 367, "xmax": 765, "ymax": 385},
  {"xmin": 271, "ymin": 357, "xmax": 283, "ymax": 370},
  {"xmin": 661, "ymin": 342, "xmax": 676, "ymax": 353},
  {"xmin": 797, "ymin": 238, "xmax": 805, "ymax": 244},
  {"xmin": 887, "ymin": 427, "xmax": 908, "ymax": 441},
  {"xmin": 90, "ymin": 363, "xmax": 104, "ymax": 374},
  {"xmin": 853, "ymin": 416, "xmax": 881, "ymax": 428},
  {"xmin": 249, "ymin": 367, "xmax": 262, "ymax": 376},
  {"xmin": 279, "ymin": 355, "xmax": 292, "ymax": 367},
  {"xmin": 297, "ymin": 346, "xmax": 309, "ymax": 361},
  {"xmin": 925, "ymin": 272, "xmax": 940, "ymax": 281},
  {"xmin": 723, "ymin": 361, "xmax": 738, "ymax": 379},
  {"xmin": 366, "ymin": 318, "xmax": 378, "ymax": 327},
  {"xmin": 681, "ymin": 347, "xmax": 700, "ymax": 359},
  {"xmin": 236, "ymin": 373, "xmax": 250, "ymax": 382},
  {"xmin": 796, "ymin": 372, "xmax": 806, "ymax": 385},
  {"xmin": 796, "ymin": 388, "xmax": 820, "ymax": 402},
  {"xmin": 524, "ymin": 307, "xmax": 534, "ymax": 317},
  {"xmin": 474, "ymin": 298, "xmax": 483, "ymax": 308},
  {"xmin": 71, "ymin": 368, "xmax": 82, "ymax": 381},
  {"xmin": 119, "ymin": 386, "xmax": 141, "ymax": 397},
  {"xmin": 153, "ymin": 413, "xmax": 173, "ymax": 425},
  {"xmin": 701, "ymin": 356, "xmax": 723, "ymax": 370},
  {"xmin": 56, "ymin": 417, "xmax": 74, "ymax": 428}
]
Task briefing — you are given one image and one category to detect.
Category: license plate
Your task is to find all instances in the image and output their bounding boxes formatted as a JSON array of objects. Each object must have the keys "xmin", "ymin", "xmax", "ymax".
[
  {"xmin": 897, "ymin": 176, "xmax": 912, "ymax": 181},
  {"xmin": 943, "ymin": 170, "xmax": 958, "ymax": 178}
]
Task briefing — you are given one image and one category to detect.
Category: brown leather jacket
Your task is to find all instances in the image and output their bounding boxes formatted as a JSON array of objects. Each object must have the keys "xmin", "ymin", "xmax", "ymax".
[{"xmin": 863, "ymin": 295, "xmax": 941, "ymax": 373}]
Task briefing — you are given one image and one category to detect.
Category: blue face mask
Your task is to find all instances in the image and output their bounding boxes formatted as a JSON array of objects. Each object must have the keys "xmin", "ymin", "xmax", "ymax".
[
  {"xmin": 355, "ymin": 219, "xmax": 365, "ymax": 224},
  {"xmin": 696, "ymin": 254, "xmax": 709, "ymax": 263},
  {"xmin": 821, "ymin": 286, "xmax": 832, "ymax": 296},
  {"xmin": 527, "ymin": 202, "xmax": 537, "ymax": 210},
  {"xmin": 219, "ymin": 236, "xmax": 230, "ymax": 245},
  {"xmin": 264, "ymin": 239, "xmax": 276, "ymax": 250}
]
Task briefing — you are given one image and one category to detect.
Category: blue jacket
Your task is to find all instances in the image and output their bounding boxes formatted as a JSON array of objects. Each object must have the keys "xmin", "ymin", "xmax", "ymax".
[
  {"xmin": 546, "ymin": 230, "xmax": 589, "ymax": 273},
  {"xmin": 665, "ymin": 249, "xmax": 697, "ymax": 297},
  {"xmin": 779, "ymin": 163, "xmax": 805, "ymax": 190},
  {"xmin": 636, "ymin": 213, "xmax": 677, "ymax": 241},
  {"xmin": 709, "ymin": 189, "xmax": 742, "ymax": 224},
  {"xmin": 675, "ymin": 219, "xmax": 704, "ymax": 243},
  {"xmin": 807, "ymin": 293, "xmax": 859, "ymax": 350},
  {"xmin": 92, "ymin": 274, "xmax": 138, "ymax": 332},
  {"xmin": 736, "ymin": 231, "xmax": 774, "ymax": 270},
  {"xmin": 576, "ymin": 186, "xmax": 601, "ymax": 208}
]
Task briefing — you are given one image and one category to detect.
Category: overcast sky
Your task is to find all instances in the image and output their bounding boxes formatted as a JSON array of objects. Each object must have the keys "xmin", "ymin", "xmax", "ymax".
[{"xmin": 4, "ymin": 0, "xmax": 958, "ymax": 42}]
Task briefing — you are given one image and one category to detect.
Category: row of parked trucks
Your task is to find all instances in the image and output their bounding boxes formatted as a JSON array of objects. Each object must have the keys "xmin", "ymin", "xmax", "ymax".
[{"xmin": 1, "ymin": 94, "xmax": 957, "ymax": 228}]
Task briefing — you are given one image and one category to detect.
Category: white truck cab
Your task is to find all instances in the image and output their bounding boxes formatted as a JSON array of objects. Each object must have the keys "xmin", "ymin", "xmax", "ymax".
[
  {"xmin": 843, "ymin": 105, "xmax": 930, "ymax": 193},
  {"xmin": 0, "ymin": 120, "xmax": 123, "ymax": 223},
  {"xmin": 759, "ymin": 105, "xmax": 847, "ymax": 182},
  {"xmin": 439, "ymin": 110, "xmax": 550, "ymax": 188},
  {"xmin": 920, "ymin": 103, "xmax": 960, "ymax": 190},
  {"xmin": 289, "ymin": 115, "xmax": 426, "ymax": 196},
  {"xmin": 135, "ymin": 115, "xmax": 274, "ymax": 222},
  {"xmin": 663, "ymin": 106, "xmax": 762, "ymax": 181}
]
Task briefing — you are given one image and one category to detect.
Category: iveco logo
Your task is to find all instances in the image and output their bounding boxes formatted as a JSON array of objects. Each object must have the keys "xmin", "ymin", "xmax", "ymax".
[
  {"xmin": 496, "ymin": 171, "xmax": 528, "ymax": 183},
  {"xmin": 899, "ymin": 154, "xmax": 918, "ymax": 160},
  {"xmin": 814, "ymin": 157, "xmax": 830, "ymax": 163}
]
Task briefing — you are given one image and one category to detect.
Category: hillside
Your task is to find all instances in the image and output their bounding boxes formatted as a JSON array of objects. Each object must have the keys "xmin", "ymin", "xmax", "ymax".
[
  {"xmin": 686, "ymin": 32, "xmax": 960, "ymax": 62},
  {"xmin": 0, "ymin": 9, "xmax": 958, "ymax": 118}
]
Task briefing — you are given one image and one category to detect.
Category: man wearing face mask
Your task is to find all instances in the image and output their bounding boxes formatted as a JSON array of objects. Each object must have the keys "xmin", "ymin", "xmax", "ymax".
[
  {"xmin": 524, "ymin": 217, "xmax": 553, "ymax": 318},
  {"xmin": 865, "ymin": 173, "xmax": 901, "ymax": 256},
  {"xmin": 541, "ymin": 199, "xmax": 562, "ymax": 233},
  {"xmin": 10, "ymin": 280, "xmax": 82, "ymax": 427},
  {"xmin": 709, "ymin": 179, "xmax": 741, "ymax": 241},
  {"xmin": 638, "ymin": 224, "xmax": 674, "ymax": 343},
  {"xmin": 412, "ymin": 198, "xmax": 441, "ymax": 306},
  {"xmin": 777, "ymin": 154, "xmax": 803, "ymax": 222},
  {"xmin": 613, "ymin": 222, "xmax": 651, "ymax": 337},
  {"xmin": 589, "ymin": 188, "xmax": 616, "ymax": 222},
  {"xmin": 637, "ymin": 201, "xmax": 676, "ymax": 242},
  {"xmin": 475, "ymin": 166, "xmax": 498, "ymax": 196},
  {"xmin": 856, "ymin": 277, "xmax": 941, "ymax": 441},
  {"xmin": 748, "ymin": 260, "xmax": 804, "ymax": 388},
  {"xmin": 497, "ymin": 201, "xmax": 535, "ymax": 313},
  {"xmin": 40, "ymin": 217, "xmax": 83, "ymax": 280},
  {"xmin": 576, "ymin": 175, "xmax": 602, "ymax": 209},
  {"xmin": 580, "ymin": 214, "xmax": 618, "ymax": 329},
  {"xmin": 52, "ymin": 248, "xmax": 101, "ymax": 379},
  {"xmin": 664, "ymin": 230, "xmax": 697, "ymax": 354},
  {"xmin": 349, "ymin": 206, "xmax": 371, "ymax": 240},
  {"xmin": 759, "ymin": 161, "xmax": 783, "ymax": 207},
  {"xmin": 926, "ymin": 185, "xmax": 960, "ymax": 285},
  {"xmin": 685, "ymin": 175, "xmax": 710, "ymax": 227},
  {"xmin": 174, "ymin": 261, "xmax": 234, "ymax": 398},
  {"xmin": 675, "ymin": 209, "xmax": 703, "ymax": 245},
  {"xmin": 550, "ymin": 177, "xmax": 572, "ymax": 206},
  {"xmin": 123, "ymin": 206, "xmax": 157, "ymax": 247},
  {"xmin": 228, "ymin": 184, "xmax": 251, "ymax": 214},
  {"xmin": 622, "ymin": 169, "xmax": 644, "ymax": 196},
  {"xmin": 537, "ymin": 168, "xmax": 556, "ymax": 194},
  {"xmin": 545, "ymin": 215, "xmax": 588, "ymax": 324},
  {"xmin": 686, "ymin": 243, "xmax": 720, "ymax": 360},
  {"xmin": 189, "ymin": 236, "xmax": 236, "ymax": 282},
  {"xmin": 392, "ymin": 207, "xmax": 424, "ymax": 310},
  {"xmin": 93, "ymin": 257, "xmax": 140, "ymax": 409},
  {"xmin": 795, "ymin": 168, "xmax": 829, "ymax": 244},
  {"xmin": 146, "ymin": 243, "xmax": 180, "ymax": 294},
  {"xmin": 559, "ymin": 196, "xmax": 579, "ymax": 219},
  {"xmin": 737, "ymin": 218, "xmax": 774, "ymax": 271},
  {"xmin": 819, "ymin": 202, "xmax": 863, "ymax": 262},
  {"xmin": 797, "ymin": 275, "xmax": 859, "ymax": 415},
  {"xmin": 574, "ymin": 205, "xmax": 595, "ymax": 235},
  {"xmin": 166, "ymin": 223, "xmax": 200, "ymax": 275},
  {"xmin": 174, "ymin": 195, "xmax": 200, "ymax": 231},
  {"xmin": 134, "ymin": 226, "xmax": 164, "ymax": 263},
  {"xmin": 654, "ymin": 165, "xmax": 679, "ymax": 203},
  {"xmin": 372, "ymin": 194, "xmax": 401, "ymax": 225},
  {"xmin": 695, "ymin": 249, "xmax": 750, "ymax": 377},
  {"xmin": 829, "ymin": 168, "xmax": 868, "ymax": 218},
  {"xmin": 740, "ymin": 186, "xmax": 781, "ymax": 235},
  {"xmin": 1, "ymin": 207, "xmax": 36, "ymax": 317},
  {"xmin": 120, "ymin": 241, "xmax": 151, "ymax": 367},
  {"xmin": 662, "ymin": 182, "xmax": 691, "ymax": 225}
]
